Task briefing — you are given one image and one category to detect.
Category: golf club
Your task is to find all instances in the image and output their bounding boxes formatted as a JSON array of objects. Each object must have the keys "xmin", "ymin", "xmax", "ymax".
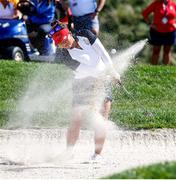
[{"xmin": 120, "ymin": 84, "xmax": 154, "ymax": 117}]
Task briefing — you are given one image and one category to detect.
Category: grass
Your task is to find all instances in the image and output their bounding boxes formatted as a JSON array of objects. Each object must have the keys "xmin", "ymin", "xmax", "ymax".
[
  {"xmin": 1, "ymin": 60, "xmax": 176, "ymax": 177},
  {"xmin": 105, "ymin": 161, "xmax": 176, "ymax": 179},
  {"xmin": 0, "ymin": 60, "xmax": 176, "ymax": 129},
  {"xmin": 112, "ymin": 64, "xmax": 176, "ymax": 129},
  {"xmin": 0, "ymin": 60, "xmax": 71, "ymax": 127}
]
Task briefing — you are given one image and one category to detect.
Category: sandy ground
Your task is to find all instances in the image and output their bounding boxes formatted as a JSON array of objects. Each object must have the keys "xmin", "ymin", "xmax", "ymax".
[{"xmin": 0, "ymin": 123, "xmax": 176, "ymax": 179}]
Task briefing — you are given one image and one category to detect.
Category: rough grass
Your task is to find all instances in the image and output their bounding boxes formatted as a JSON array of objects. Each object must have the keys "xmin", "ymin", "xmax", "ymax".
[
  {"xmin": 1, "ymin": 60, "xmax": 176, "ymax": 177},
  {"xmin": 0, "ymin": 60, "xmax": 71, "ymax": 127},
  {"xmin": 0, "ymin": 60, "xmax": 176, "ymax": 129},
  {"xmin": 105, "ymin": 161, "xmax": 176, "ymax": 179},
  {"xmin": 112, "ymin": 64, "xmax": 176, "ymax": 129}
]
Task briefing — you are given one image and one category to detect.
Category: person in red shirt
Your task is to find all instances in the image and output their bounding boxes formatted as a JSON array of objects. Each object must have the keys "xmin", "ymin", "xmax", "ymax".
[{"xmin": 142, "ymin": 0, "xmax": 176, "ymax": 65}]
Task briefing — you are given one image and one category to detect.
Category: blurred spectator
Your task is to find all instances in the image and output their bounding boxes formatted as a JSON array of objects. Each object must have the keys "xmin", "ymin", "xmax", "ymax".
[
  {"xmin": 10, "ymin": 0, "xmax": 19, "ymax": 6},
  {"xmin": 142, "ymin": 0, "xmax": 176, "ymax": 65},
  {"xmin": 61, "ymin": 0, "xmax": 106, "ymax": 36},
  {"xmin": 20, "ymin": 0, "xmax": 56, "ymax": 55},
  {"xmin": 0, "ymin": 0, "xmax": 21, "ymax": 19},
  {"xmin": 55, "ymin": 0, "xmax": 67, "ymax": 19}
]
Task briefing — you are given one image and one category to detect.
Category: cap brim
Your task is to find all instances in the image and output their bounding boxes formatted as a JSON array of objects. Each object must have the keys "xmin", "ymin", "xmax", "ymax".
[{"xmin": 52, "ymin": 28, "xmax": 69, "ymax": 45}]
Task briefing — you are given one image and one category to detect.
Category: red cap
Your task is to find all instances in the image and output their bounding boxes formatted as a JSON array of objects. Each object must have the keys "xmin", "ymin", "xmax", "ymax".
[{"xmin": 52, "ymin": 28, "xmax": 69, "ymax": 45}]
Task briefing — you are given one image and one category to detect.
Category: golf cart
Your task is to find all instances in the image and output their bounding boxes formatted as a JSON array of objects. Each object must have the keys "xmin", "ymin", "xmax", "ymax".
[
  {"xmin": 0, "ymin": 18, "xmax": 56, "ymax": 62},
  {"xmin": 0, "ymin": 0, "xmax": 56, "ymax": 62}
]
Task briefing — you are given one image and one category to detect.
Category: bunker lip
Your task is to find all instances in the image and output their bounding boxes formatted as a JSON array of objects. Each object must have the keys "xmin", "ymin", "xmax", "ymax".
[{"xmin": 0, "ymin": 127, "xmax": 176, "ymax": 179}]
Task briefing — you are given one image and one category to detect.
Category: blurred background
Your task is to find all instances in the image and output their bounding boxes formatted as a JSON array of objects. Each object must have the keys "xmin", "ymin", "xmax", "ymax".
[{"xmin": 99, "ymin": 0, "xmax": 176, "ymax": 64}]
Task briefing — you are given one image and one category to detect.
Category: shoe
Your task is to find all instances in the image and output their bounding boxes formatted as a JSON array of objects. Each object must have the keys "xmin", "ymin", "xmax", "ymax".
[{"xmin": 90, "ymin": 153, "xmax": 103, "ymax": 163}]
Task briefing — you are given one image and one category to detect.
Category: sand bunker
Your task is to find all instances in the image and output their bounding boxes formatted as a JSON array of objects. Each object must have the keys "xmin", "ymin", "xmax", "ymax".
[{"xmin": 0, "ymin": 123, "xmax": 176, "ymax": 179}]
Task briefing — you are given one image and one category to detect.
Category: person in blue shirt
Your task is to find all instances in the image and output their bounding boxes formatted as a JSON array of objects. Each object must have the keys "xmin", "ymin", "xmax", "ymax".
[
  {"xmin": 60, "ymin": 0, "xmax": 106, "ymax": 36},
  {"xmin": 22, "ymin": 0, "xmax": 56, "ymax": 55}
]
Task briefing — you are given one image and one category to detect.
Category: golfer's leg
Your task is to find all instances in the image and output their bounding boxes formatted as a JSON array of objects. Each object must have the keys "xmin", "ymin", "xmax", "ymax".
[
  {"xmin": 67, "ymin": 108, "xmax": 82, "ymax": 148},
  {"xmin": 94, "ymin": 130, "xmax": 106, "ymax": 154},
  {"xmin": 101, "ymin": 100, "xmax": 112, "ymax": 120},
  {"xmin": 93, "ymin": 113, "xmax": 106, "ymax": 155}
]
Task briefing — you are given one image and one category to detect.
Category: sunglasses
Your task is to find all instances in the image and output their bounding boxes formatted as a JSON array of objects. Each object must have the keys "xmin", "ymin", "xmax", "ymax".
[{"xmin": 49, "ymin": 24, "xmax": 63, "ymax": 37}]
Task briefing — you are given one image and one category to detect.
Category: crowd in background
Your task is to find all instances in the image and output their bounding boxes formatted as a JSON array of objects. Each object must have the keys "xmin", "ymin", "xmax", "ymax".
[
  {"xmin": 0, "ymin": 0, "xmax": 105, "ymax": 56},
  {"xmin": 0, "ymin": 0, "xmax": 21, "ymax": 19},
  {"xmin": 142, "ymin": 0, "xmax": 176, "ymax": 65},
  {"xmin": 0, "ymin": 0, "xmax": 176, "ymax": 65}
]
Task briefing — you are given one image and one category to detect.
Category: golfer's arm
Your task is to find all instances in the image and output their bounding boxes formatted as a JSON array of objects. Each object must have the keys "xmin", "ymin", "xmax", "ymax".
[
  {"xmin": 77, "ymin": 29, "xmax": 120, "ymax": 79},
  {"xmin": 92, "ymin": 38, "xmax": 113, "ymax": 67},
  {"xmin": 92, "ymin": 39, "xmax": 120, "ymax": 80},
  {"xmin": 77, "ymin": 29, "xmax": 112, "ymax": 66}
]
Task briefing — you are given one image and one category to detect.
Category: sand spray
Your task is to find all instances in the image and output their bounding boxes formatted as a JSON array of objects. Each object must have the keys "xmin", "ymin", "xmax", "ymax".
[{"xmin": 1, "ymin": 39, "xmax": 148, "ymax": 165}]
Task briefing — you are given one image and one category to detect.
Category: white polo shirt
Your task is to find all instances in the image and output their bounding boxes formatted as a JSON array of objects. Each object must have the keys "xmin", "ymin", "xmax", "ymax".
[
  {"xmin": 0, "ymin": 3, "xmax": 15, "ymax": 19},
  {"xmin": 56, "ymin": 29, "xmax": 120, "ymax": 81},
  {"xmin": 68, "ymin": 36, "xmax": 106, "ymax": 79},
  {"xmin": 68, "ymin": 0, "xmax": 97, "ymax": 16}
]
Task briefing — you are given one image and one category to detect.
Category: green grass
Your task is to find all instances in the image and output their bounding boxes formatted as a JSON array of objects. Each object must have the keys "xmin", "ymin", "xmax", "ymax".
[
  {"xmin": 105, "ymin": 161, "xmax": 176, "ymax": 179},
  {"xmin": 0, "ymin": 61, "xmax": 36, "ymax": 126},
  {"xmin": 0, "ymin": 60, "xmax": 71, "ymax": 127},
  {"xmin": 1, "ymin": 60, "xmax": 176, "ymax": 177},
  {"xmin": 0, "ymin": 60, "xmax": 176, "ymax": 129},
  {"xmin": 112, "ymin": 64, "xmax": 176, "ymax": 129}
]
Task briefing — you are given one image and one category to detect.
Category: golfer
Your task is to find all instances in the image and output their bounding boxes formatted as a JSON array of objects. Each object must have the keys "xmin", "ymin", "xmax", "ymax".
[{"xmin": 49, "ymin": 21, "xmax": 121, "ymax": 160}]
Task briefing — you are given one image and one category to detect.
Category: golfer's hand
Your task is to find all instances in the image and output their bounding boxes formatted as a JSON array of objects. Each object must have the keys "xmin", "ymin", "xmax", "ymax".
[
  {"xmin": 106, "ymin": 67, "xmax": 121, "ymax": 85},
  {"xmin": 112, "ymin": 76, "xmax": 122, "ymax": 86},
  {"xmin": 111, "ymin": 70, "xmax": 122, "ymax": 86}
]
